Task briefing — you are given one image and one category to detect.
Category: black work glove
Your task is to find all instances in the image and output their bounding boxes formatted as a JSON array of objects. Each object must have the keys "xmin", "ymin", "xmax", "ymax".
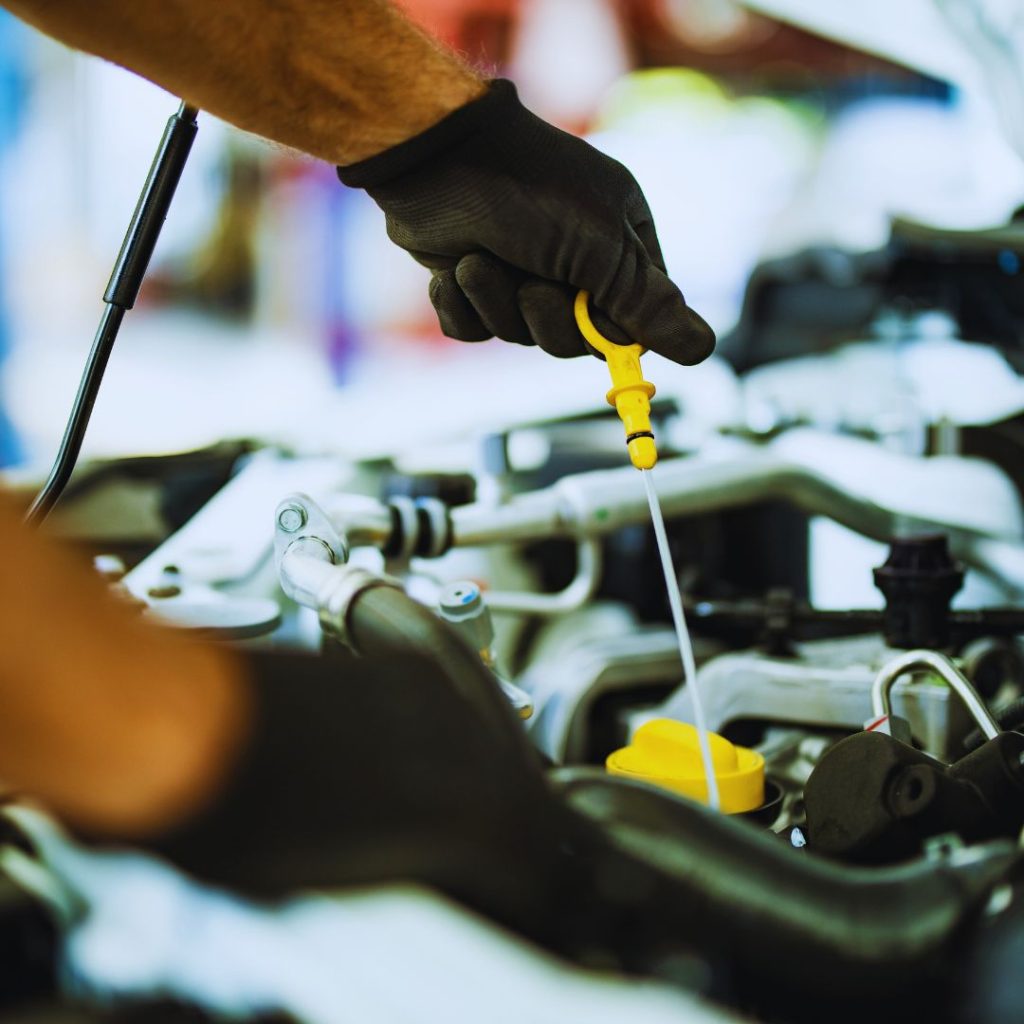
[
  {"xmin": 338, "ymin": 80, "xmax": 715, "ymax": 364},
  {"xmin": 144, "ymin": 651, "xmax": 705, "ymax": 967},
  {"xmin": 147, "ymin": 652, "xmax": 577, "ymax": 934}
]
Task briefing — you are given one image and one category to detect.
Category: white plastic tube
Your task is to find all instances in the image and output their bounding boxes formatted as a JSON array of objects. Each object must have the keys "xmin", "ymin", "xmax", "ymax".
[{"xmin": 642, "ymin": 468, "xmax": 720, "ymax": 812}]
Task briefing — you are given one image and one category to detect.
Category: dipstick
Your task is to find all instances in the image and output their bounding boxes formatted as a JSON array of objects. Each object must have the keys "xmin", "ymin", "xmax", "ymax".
[{"xmin": 575, "ymin": 290, "xmax": 720, "ymax": 811}]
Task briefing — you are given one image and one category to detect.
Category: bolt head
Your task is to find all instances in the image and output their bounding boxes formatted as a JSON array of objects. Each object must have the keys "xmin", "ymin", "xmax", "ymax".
[{"xmin": 278, "ymin": 504, "xmax": 307, "ymax": 534}]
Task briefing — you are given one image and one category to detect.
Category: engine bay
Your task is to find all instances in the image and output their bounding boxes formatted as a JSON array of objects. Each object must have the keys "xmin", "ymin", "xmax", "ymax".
[{"xmin": 7, "ymin": 262, "xmax": 1023, "ymax": 1022}]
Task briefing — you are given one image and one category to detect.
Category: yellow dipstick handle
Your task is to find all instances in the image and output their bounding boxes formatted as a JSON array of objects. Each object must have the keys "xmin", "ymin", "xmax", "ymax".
[{"xmin": 574, "ymin": 290, "xmax": 658, "ymax": 470}]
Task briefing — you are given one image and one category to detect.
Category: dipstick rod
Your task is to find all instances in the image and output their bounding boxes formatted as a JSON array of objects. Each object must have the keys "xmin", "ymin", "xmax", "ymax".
[{"xmin": 642, "ymin": 467, "xmax": 720, "ymax": 810}]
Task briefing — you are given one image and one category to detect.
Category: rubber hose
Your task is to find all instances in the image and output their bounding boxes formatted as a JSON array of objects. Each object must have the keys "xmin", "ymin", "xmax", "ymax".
[
  {"xmin": 553, "ymin": 770, "xmax": 1018, "ymax": 1006},
  {"xmin": 346, "ymin": 584, "xmax": 538, "ymax": 765}
]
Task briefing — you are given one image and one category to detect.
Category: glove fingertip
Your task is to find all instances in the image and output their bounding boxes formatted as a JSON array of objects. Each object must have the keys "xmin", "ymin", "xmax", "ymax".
[
  {"xmin": 610, "ymin": 266, "xmax": 716, "ymax": 366},
  {"xmin": 669, "ymin": 307, "xmax": 717, "ymax": 366},
  {"xmin": 429, "ymin": 270, "xmax": 492, "ymax": 343},
  {"xmin": 455, "ymin": 253, "xmax": 536, "ymax": 347}
]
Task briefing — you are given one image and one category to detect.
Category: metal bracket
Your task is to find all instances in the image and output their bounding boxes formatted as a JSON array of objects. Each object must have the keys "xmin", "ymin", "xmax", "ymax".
[{"xmin": 273, "ymin": 492, "xmax": 348, "ymax": 569}]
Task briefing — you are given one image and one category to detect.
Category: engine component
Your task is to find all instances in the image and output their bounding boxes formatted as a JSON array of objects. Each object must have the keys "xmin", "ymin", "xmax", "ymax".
[
  {"xmin": 382, "ymin": 470, "xmax": 476, "ymax": 508},
  {"xmin": 142, "ymin": 589, "xmax": 282, "ymax": 641},
  {"xmin": 966, "ymin": 692, "xmax": 1024, "ymax": 750},
  {"xmin": 606, "ymin": 718, "xmax": 765, "ymax": 814},
  {"xmin": 680, "ymin": 585, "xmax": 1024, "ymax": 653},
  {"xmin": 873, "ymin": 534, "xmax": 965, "ymax": 649},
  {"xmin": 436, "ymin": 580, "xmax": 534, "ymax": 719},
  {"xmin": 804, "ymin": 728, "xmax": 1024, "ymax": 864},
  {"xmin": 723, "ymin": 220, "xmax": 1024, "ymax": 375},
  {"xmin": 870, "ymin": 648, "xmax": 1000, "ymax": 742},
  {"xmin": 655, "ymin": 635, "xmax": 970, "ymax": 761},
  {"xmin": 483, "ymin": 538, "xmax": 602, "ymax": 616},
  {"xmin": 316, "ymin": 562, "xmax": 531, "ymax": 746},
  {"xmin": 805, "ymin": 651, "xmax": 1024, "ymax": 862},
  {"xmin": 518, "ymin": 606, "xmax": 705, "ymax": 762},
  {"xmin": 446, "ymin": 435, "xmax": 1024, "ymax": 594},
  {"xmin": 557, "ymin": 770, "xmax": 1018, "ymax": 1019},
  {"xmin": 437, "ymin": 580, "xmax": 496, "ymax": 656},
  {"xmin": 257, "ymin": 426, "xmax": 1024, "ymax": 1019}
]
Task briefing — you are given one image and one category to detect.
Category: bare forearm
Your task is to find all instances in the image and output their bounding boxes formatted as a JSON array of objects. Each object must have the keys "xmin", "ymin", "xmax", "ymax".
[{"xmin": 2, "ymin": 0, "xmax": 485, "ymax": 163}]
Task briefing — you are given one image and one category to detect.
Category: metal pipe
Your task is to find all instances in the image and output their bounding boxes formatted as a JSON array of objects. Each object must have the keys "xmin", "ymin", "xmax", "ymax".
[
  {"xmin": 485, "ymin": 539, "xmax": 602, "ymax": 616},
  {"xmin": 871, "ymin": 649, "xmax": 1001, "ymax": 741},
  {"xmin": 278, "ymin": 540, "xmax": 340, "ymax": 608},
  {"xmin": 322, "ymin": 494, "xmax": 394, "ymax": 549},
  {"xmin": 450, "ymin": 451, "xmax": 1024, "ymax": 596},
  {"xmin": 452, "ymin": 455, "xmax": 904, "ymax": 545}
]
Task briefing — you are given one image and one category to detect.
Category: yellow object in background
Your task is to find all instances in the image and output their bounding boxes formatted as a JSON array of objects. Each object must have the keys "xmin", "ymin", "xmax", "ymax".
[
  {"xmin": 574, "ymin": 291, "xmax": 657, "ymax": 471},
  {"xmin": 607, "ymin": 718, "xmax": 765, "ymax": 813}
]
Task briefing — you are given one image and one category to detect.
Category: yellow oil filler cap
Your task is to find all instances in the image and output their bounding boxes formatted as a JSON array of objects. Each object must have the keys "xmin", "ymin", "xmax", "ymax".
[{"xmin": 607, "ymin": 718, "xmax": 765, "ymax": 813}]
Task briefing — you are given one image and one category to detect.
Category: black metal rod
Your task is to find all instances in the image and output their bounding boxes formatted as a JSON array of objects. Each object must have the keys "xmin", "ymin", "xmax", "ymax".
[
  {"xmin": 104, "ymin": 102, "xmax": 199, "ymax": 309},
  {"xmin": 25, "ymin": 102, "xmax": 198, "ymax": 526},
  {"xmin": 24, "ymin": 304, "xmax": 125, "ymax": 526}
]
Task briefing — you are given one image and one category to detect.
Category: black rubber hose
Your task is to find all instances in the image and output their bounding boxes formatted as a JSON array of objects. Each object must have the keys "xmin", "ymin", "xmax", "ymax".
[
  {"xmin": 346, "ymin": 584, "xmax": 539, "ymax": 764},
  {"xmin": 553, "ymin": 770, "xmax": 1018, "ymax": 1010}
]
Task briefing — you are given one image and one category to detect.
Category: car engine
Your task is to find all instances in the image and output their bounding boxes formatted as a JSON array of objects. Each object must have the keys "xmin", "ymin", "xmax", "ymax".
[{"xmin": 3, "ymin": 265, "xmax": 1020, "ymax": 1023}]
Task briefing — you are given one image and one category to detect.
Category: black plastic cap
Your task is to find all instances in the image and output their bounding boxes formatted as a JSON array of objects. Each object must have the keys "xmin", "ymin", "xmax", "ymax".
[{"xmin": 874, "ymin": 534, "xmax": 965, "ymax": 649}]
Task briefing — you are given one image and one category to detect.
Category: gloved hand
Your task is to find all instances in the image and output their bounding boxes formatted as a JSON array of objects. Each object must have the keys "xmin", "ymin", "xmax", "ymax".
[
  {"xmin": 129, "ymin": 646, "xmax": 725, "ymax": 974},
  {"xmin": 145, "ymin": 650, "xmax": 602, "ymax": 957},
  {"xmin": 338, "ymin": 80, "xmax": 715, "ymax": 364},
  {"xmin": 149, "ymin": 651, "xmax": 561, "ymax": 898}
]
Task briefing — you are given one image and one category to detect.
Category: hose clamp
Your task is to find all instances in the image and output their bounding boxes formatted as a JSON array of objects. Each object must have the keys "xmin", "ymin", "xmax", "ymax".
[{"xmin": 316, "ymin": 565, "xmax": 403, "ymax": 647}]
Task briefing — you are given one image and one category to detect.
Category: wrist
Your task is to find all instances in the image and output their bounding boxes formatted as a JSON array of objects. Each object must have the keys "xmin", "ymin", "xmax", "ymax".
[
  {"xmin": 338, "ymin": 78, "xmax": 516, "ymax": 189},
  {"xmin": 335, "ymin": 55, "xmax": 485, "ymax": 165},
  {"xmin": 392, "ymin": 71, "xmax": 487, "ymax": 153}
]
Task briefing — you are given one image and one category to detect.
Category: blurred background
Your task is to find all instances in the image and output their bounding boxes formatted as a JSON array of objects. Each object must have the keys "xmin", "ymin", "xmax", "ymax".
[{"xmin": 1, "ymin": 0, "xmax": 1023, "ymax": 482}]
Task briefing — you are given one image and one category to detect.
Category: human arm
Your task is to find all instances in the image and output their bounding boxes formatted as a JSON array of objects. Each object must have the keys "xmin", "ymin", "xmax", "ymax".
[
  {"xmin": 0, "ymin": 489, "xmax": 566, "ymax": 922},
  {"xmin": 0, "ymin": 0, "xmax": 484, "ymax": 164},
  {"xmin": 0, "ymin": 493, "xmax": 557, "ymax": 926},
  {"xmin": 2, "ymin": 0, "xmax": 715, "ymax": 363}
]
